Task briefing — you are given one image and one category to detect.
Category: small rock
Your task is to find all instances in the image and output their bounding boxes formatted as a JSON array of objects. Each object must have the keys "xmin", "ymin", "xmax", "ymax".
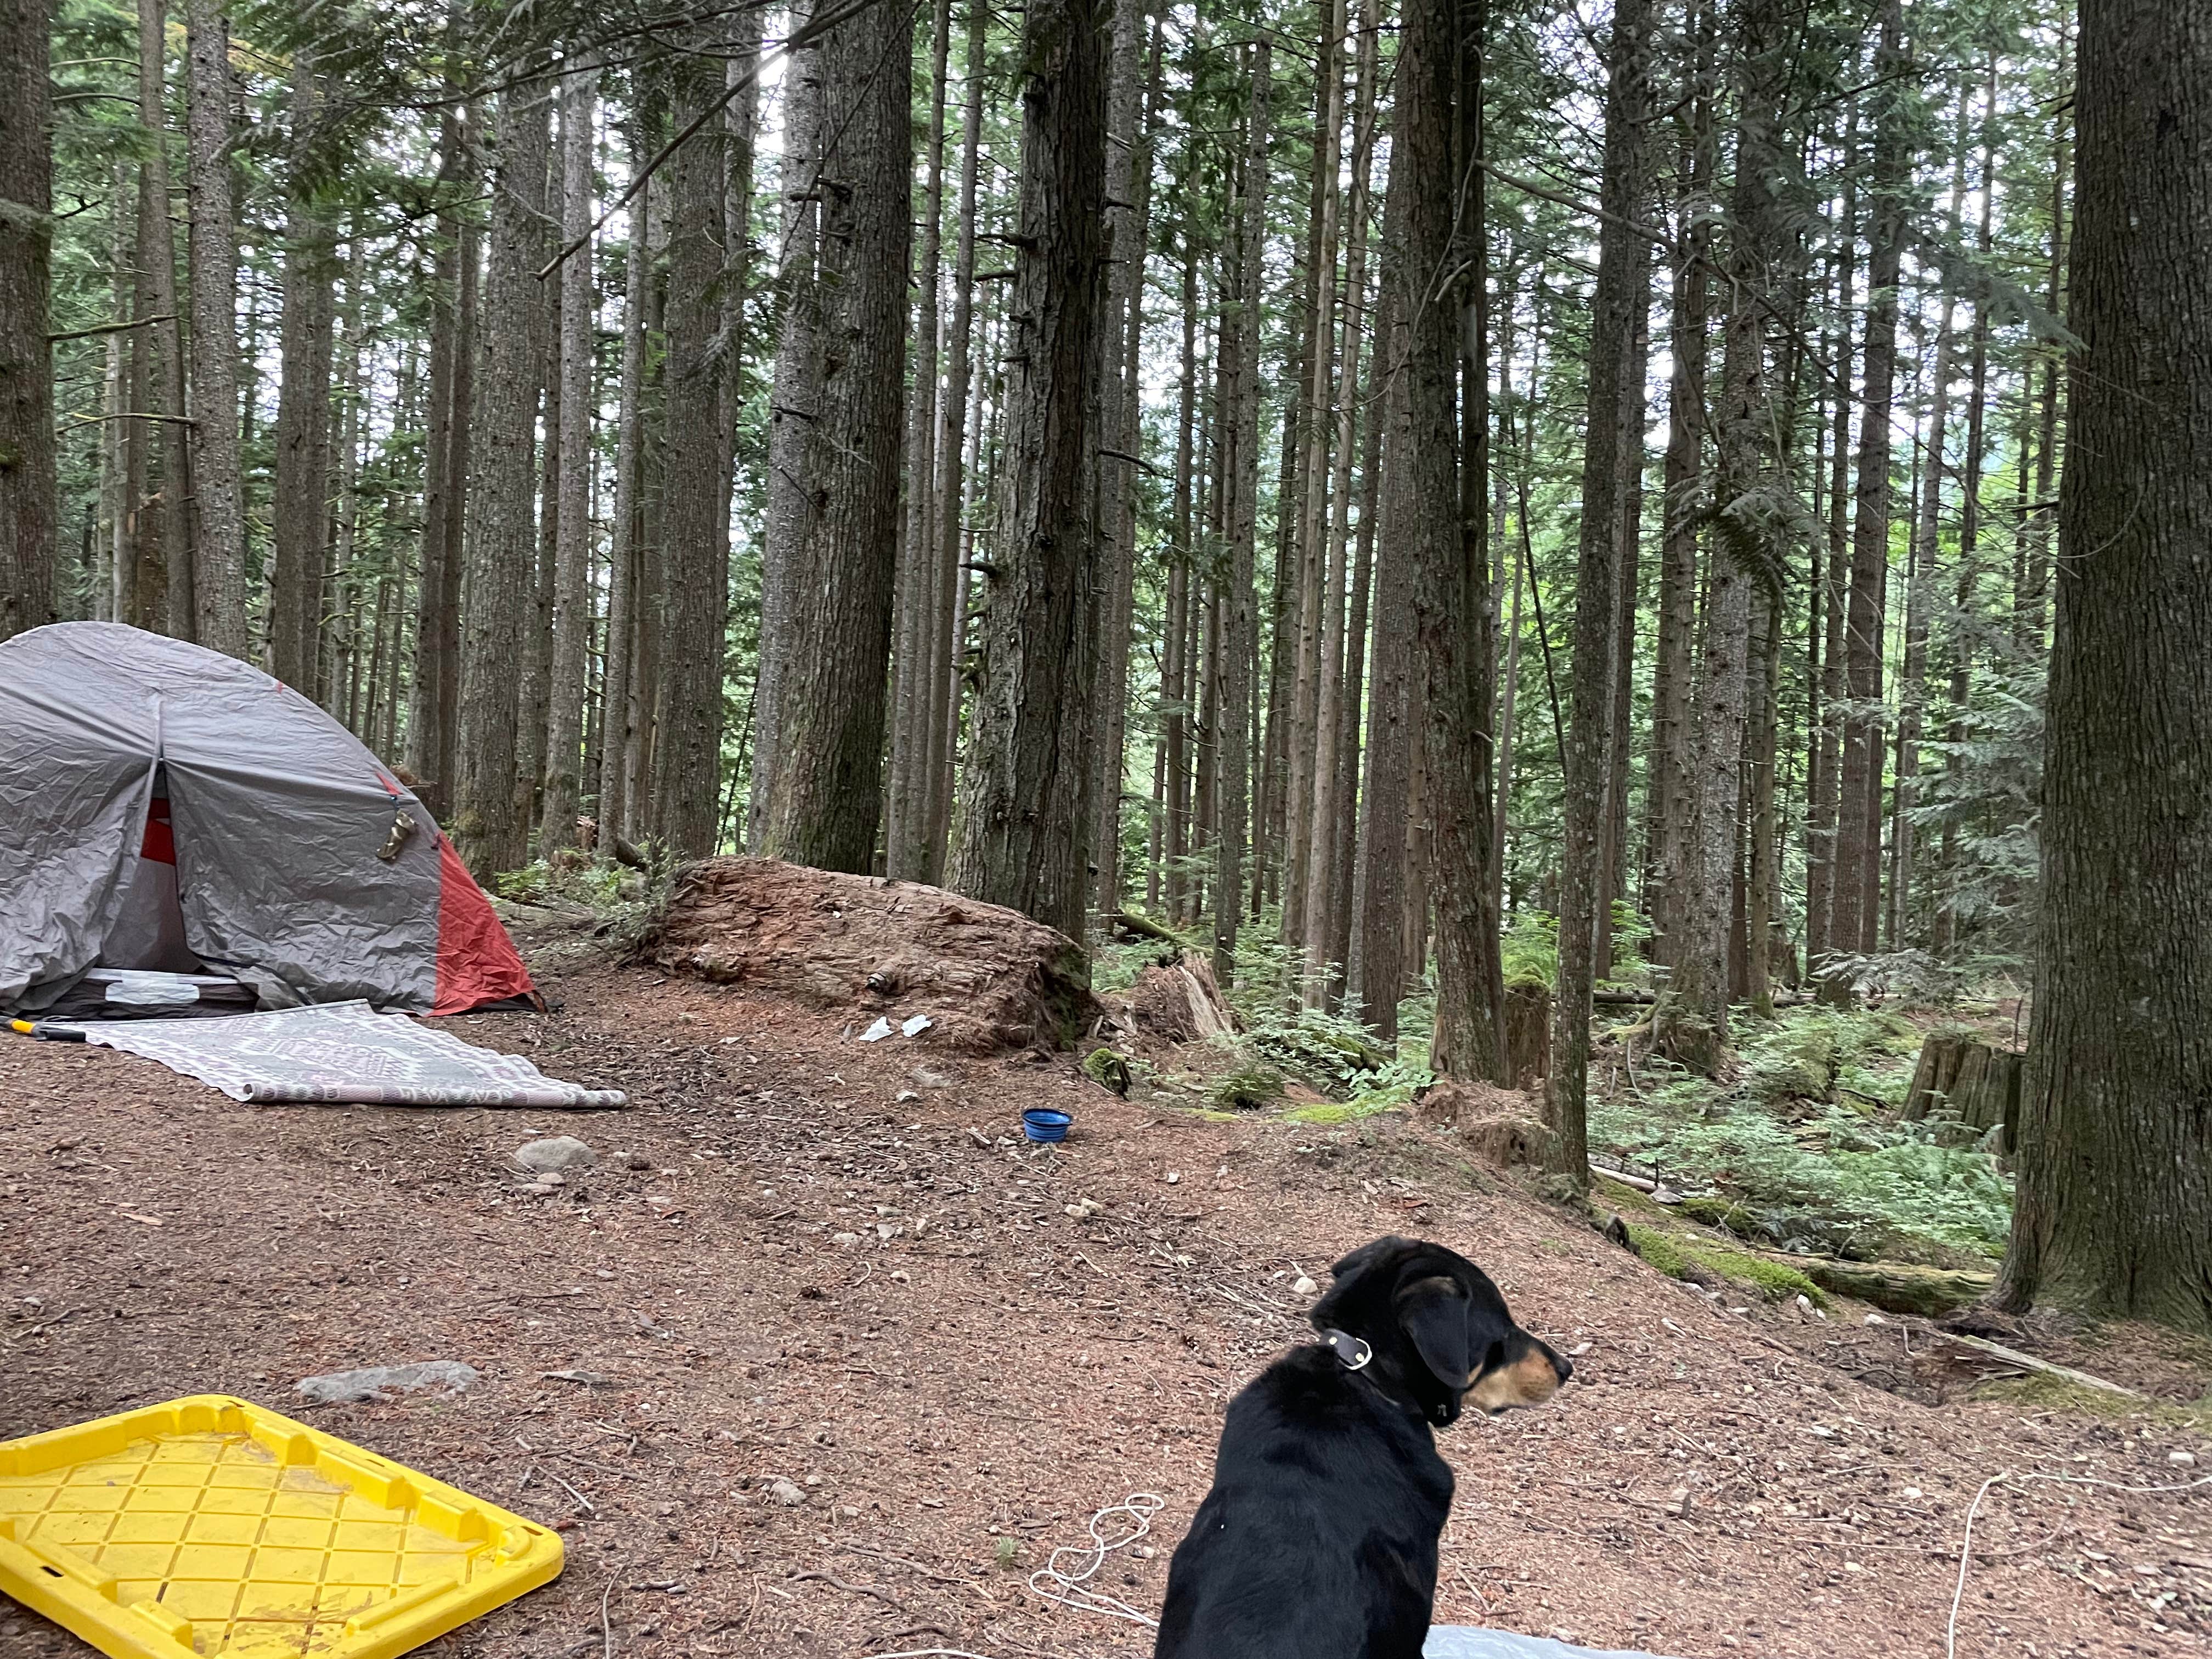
[
  {"xmin": 1651, "ymin": 1186, "xmax": 1683, "ymax": 1205},
  {"xmin": 2170, "ymin": 1451, "xmax": 2197, "ymax": 1467},
  {"xmin": 1291, "ymin": 1276, "xmax": 1318, "ymax": 1297},
  {"xmin": 1864, "ymin": 1313, "xmax": 1887, "ymax": 1325},
  {"xmin": 913, "ymin": 1068, "xmax": 955, "ymax": 1089},
  {"xmin": 889, "ymin": 1269, "xmax": 911, "ymax": 1283},
  {"xmin": 296, "ymin": 1360, "xmax": 479, "ymax": 1405},
  {"xmin": 1165, "ymin": 1171, "xmax": 1181, "ymax": 1185},
  {"xmin": 831, "ymin": 1232, "xmax": 861, "ymax": 1246},
  {"xmin": 624, "ymin": 1152, "xmax": 652, "ymax": 1170},
  {"xmin": 769, "ymin": 1479, "xmax": 805, "ymax": 1507},
  {"xmin": 803, "ymin": 1472, "xmax": 823, "ymax": 1487},
  {"xmin": 1665, "ymin": 1486, "xmax": 1691, "ymax": 1517},
  {"xmin": 515, "ymin": 1136, "xmax": 597, "ymax": 1175},
  {"xmin": 896, "ymin": 1090, "xmax": 921, "ymax": 1103}
]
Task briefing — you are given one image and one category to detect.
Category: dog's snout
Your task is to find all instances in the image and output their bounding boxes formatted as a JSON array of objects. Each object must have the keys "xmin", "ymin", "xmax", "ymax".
[{"xmin": 1551, "ymin": 1346, "xmax": 1573, "ymax": 1384}]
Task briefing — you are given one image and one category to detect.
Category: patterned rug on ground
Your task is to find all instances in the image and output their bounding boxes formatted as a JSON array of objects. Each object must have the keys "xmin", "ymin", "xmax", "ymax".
[{"xmin": 63, "ymin": 999, "xmax": 627, "ymax": 1106}]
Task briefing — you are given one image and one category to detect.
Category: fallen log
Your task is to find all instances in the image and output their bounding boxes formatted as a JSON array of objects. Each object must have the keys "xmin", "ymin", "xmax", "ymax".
[
  {"xmin": 641, "ymin": 857, "xmax": 1101, "ymax": 1052},
  {"xmin": 1933, "ymin": 1330, "xmax": 2145, "ymax": 1399},
  {"xmin": 1760, "ymin": 1254, "xmax": 1995, "ymax": 1317}
]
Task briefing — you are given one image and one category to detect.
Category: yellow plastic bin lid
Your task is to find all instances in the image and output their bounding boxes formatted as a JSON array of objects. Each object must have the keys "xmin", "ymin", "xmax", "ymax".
[{"xmin": 0, "ymin": 1394, "xmax": 563, "ymax": 1658}]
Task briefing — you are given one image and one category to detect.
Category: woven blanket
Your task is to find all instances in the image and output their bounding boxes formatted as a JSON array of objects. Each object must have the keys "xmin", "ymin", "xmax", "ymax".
[{"xmin": 67, "ymin": 1000, "xmax": 626, "ymax": 1107}]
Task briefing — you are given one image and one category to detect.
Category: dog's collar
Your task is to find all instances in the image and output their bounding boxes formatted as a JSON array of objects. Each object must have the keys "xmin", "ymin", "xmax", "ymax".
[{"xmin": 1319, "ymin": 1328, "xmax": 1373, "ymax": 1371}]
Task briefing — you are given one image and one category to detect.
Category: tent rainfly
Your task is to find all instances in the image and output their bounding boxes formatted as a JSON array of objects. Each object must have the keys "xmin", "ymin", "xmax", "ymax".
[{"xmin": 0, "ymin": 623, "xmax": 537, "ymax": 1018}]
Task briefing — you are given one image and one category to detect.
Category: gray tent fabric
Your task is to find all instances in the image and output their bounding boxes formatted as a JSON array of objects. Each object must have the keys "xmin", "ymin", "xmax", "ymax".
[{"xmin": 0, "ymin": 623, "xmax": 532, "ymax": 1015}]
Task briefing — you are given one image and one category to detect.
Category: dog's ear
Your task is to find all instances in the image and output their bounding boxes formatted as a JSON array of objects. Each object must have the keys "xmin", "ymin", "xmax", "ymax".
[{"xmin": 1395, "ymin": 1274, "xmax": 1473, "ymax": 1387}]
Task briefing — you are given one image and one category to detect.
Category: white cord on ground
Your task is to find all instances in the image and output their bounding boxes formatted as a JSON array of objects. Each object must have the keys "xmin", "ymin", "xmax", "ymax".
[
  {"xmin": 859, "ymin": 1494, "xmax": 1168, "ymax": 1659},
  {"xmin": 1945, "ymin": 1469, "xmax": 2212, "ymax": 1659},
  {"xmin": 1028, "ymin": 1492, "xmax": 1168, "ymax": 1627}
]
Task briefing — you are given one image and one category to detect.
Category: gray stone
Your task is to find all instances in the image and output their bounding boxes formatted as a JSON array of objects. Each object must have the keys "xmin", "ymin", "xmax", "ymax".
[
  {"xmin": 296, "ymin": 1360, "xmax": 479, "ymax": 1405},
  {"xmin": 769, "ymin": 1478, "xmax": 806, "ymax": 1507},
  {"xmin": 515, "ymin": 1135, "xmax": 597, "ymax": 1174}
]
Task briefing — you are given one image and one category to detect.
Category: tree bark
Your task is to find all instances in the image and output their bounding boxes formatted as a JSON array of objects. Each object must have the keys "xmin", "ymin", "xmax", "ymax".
[
  {"xmin": 947, "ymin": 0, "xmax": 1109, "ymax": 936},
  {"xmin": 887, "ymin": 0, "xmax": 955, "ymax": 880},
  {"xmin": 1209, "ymin": 41, "xmax": 1270, "ymax": 985},
  {"xmin": 539, "ymin": 66, "xmax": 599, "ymax": 859},
  {"xmin": 406, "ymin": 67, "xmax": 473, "ymax": 814},
  {"xmin": 127, "ymin": 0, "xmax": 189, "ymax": 639},
  {"xmin": 1646, "ymin": 2, "xmax": 1713, "ymax": 966},
  {"xmin": 1994, "ymin": 0, "xmax": 2212, "ymax": 1334},
  {"xmin": 1546, "ymin": 0, "xmax": 1650, "ymax": 1173},
  {"xmin": 651, "ymin": 43, "xmax": 742, "ymax": 858},
  {"xmin": 758, "ymin": 0, "xmax": 913, "ymax": 872},
  {"xmin": 1826, "ymin": 0, "xmax": 1908, "ymax": 992},
  {"xmin": 270, "ymin": 55, "xmax": 335, "ymax": 692},
  {"xmin": 1658, "ymin": 0, "xmax": 1793, "ymax": 1074},
  {"xmin": 182, "ymin": 0, "xmax": 247, "ymax": 657},
  {"xmin": 0, "ymin": 0, "xmax": 55, "ymax": 644},
  {"xmin": 1408, "ymin": 0, "xmax": 1505, "ymax": 1081},
  {"xmin": 598, "ymin": 125, "xmax": 652, "ymax": 847},
  {"xmin": 453, "ymin": 78, "xmax": 551, "ymax": 876},
  {"xmin": 1355, "ymin": 129, "xmax": 1415, "ymax": 1042}
]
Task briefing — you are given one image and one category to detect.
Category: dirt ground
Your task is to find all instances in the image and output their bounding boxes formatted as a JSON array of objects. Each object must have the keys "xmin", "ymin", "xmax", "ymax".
[{"xmin": 4, "ymin": 930, "xmax": 2210, "ymax": 1659}]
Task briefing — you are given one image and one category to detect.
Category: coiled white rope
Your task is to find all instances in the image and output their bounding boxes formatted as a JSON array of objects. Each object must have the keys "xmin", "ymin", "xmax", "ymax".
[
  {"xmin": 1946, "ymin": 1468, "xmax": 2212, "ymax": 1659},
  {"xmin": 1025, "ymin": 1492, "xmax": 1168, "ymax": 1627},
  {"xmin": 861, "ymin": 1492, "xmax": 1167, "ymax": 1659}
]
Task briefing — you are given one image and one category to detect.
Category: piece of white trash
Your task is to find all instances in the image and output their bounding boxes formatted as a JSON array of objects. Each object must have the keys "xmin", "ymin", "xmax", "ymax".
[
  {"xmin": 858, "ymin": 1017, "xmax": 895, "ymax": 1043},
  {"xmin": 901, "ymin": 1014, "xmax": 933, "ymax": 1037}
]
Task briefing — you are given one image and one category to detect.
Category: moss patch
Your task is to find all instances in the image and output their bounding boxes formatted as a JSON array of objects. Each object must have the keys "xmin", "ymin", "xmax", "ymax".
[
  {"xmin": 1622, "ymin": 1221, "xmax": 1827, "ymax": 1306},
  {"xmin": 1210, "ymin": 1064, "xmax": 1285, "ymax": 1112},
  {"xmin": 1283, "ymin": 1099, "xmax": 1400, "ymax": 1126}
]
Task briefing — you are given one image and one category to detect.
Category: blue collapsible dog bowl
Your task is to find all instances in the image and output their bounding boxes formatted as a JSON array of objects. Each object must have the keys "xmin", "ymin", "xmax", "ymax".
[{"xmin": 1022, "ymin": 1108, "xmax": 1072, "ymax": 1144}]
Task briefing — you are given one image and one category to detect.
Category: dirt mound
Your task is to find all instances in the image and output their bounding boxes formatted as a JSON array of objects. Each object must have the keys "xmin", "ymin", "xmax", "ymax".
[{"xmin": 640, "ymin": 856, "xmax": 1101, "ymax": 1052}]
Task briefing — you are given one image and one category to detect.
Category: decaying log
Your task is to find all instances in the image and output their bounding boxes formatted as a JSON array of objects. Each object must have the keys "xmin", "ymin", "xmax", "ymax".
[
  {"xmin": 1761, "ymin": 1254, "xmax": 1995, "ymax": 1317},
  {"xmin": 642, "ymin": 857, "xmax": 1101, "ymax": 1052}
]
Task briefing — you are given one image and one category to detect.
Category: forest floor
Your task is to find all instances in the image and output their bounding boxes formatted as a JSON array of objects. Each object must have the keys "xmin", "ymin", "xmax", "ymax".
[{"xmin": 3, "ymin": 916, "xmax": 2210, "ymax": 1659}]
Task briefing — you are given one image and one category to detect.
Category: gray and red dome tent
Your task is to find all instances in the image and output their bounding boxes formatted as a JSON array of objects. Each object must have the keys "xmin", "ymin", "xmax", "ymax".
[{"xmin": 0, "ymin": 623, "xmax": 536, "ymax": 1018}]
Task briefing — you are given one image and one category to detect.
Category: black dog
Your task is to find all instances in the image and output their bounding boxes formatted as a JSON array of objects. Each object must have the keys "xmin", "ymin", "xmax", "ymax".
[{"xmin": 1153, "ymin": 1236, "xmax": 1570, "ymax": 1659}]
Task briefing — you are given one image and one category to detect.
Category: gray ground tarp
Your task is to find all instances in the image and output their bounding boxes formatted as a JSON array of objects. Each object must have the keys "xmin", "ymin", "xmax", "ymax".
[
  {"xmin": 1426, "ymin": 1628, "xmax": 1670, "ymax": 1659},
  {"xmin": 1, "ymin": 624, "xmax": 445, "ymax": 1012}
]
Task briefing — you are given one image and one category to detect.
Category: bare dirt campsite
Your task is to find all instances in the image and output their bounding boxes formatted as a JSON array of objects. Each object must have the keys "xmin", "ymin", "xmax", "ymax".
[{"xmin": 4, "ymin": 889, "xmax": 2207, "ymax": 1659}]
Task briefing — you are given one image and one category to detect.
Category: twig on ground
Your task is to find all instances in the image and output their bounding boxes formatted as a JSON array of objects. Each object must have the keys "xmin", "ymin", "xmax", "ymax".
[{"xmin": 790, "ymin": 1567, "xmax": 907, "ymax": 1612}]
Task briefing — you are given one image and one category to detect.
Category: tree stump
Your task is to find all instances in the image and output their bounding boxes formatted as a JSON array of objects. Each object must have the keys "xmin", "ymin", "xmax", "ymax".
[
  {"xmin": 1504, "ymin": 981, "xmax": 1551, "ymax": 1088},
  {"xmin": 1901, "ymin": 1032, "xmax": 2024, "ymax": 1142},
  {"xmin": 642, "ymin": 857, "xmax": 1101, "ymax": 1052}
]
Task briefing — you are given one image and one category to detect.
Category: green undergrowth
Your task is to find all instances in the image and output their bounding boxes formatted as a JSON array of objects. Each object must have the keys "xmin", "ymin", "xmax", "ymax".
[
  {"xmin": 1593, "ymin": 1001, "xmax": 2012, "ymax": 1263},
  {"xmin": 1968, "ymin": 1373, "xmax": 2212, "ymax": 1434}
]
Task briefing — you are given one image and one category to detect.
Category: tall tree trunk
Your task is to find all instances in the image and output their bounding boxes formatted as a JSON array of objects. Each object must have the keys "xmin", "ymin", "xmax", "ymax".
[
  {"xmin": 920, "ymin": 0, "xmax": 991, "ymax": 880},
  {"xmin": 1210, "ymin": 41, "xmax": 1271, "ymax": 983},
  {"xmin": 540, "ymin": 66, "xmax": 599, "ymax": 857},
  {"xmin": 887, "ymin": 0, "xmax": 955, "ymax": 879},
  {"xmin": 453, "ymin": 79, "xmax": 551, "ymax": 876},
  {"xmin": 1163, "ymin": 233, "xmax": 1198, "ymax": 924},
  {"xmin": 749, "ymin": 9, "xmax": 821, "ymax": 851},
  {"xmin": 408, "ymin": 61, "xmax": 473, "ymax": 814},
  {"xmin": 1407, "ymin": 0, "xmax": 1505, "ymax": 1080},
  {"xmin": 1090, "ymin": 2, "xmax": 1158, "ymax": 916},
  {"xmin": 1302, "ymin": 4, "xmax": 1379, "ymax": 1007},
  {"xmin": 947, "ymin": 0, "xmax": 1109, "ymax": 935},
  {"xmin": 182, "ymin": 0, "xmax": 247, "ymax": 657},
  {"xmin": 1893, "ymin": 94, "xmax": 1966, "ymax": 949},
  {"xmin": 0, "ymin": 0, "xmax": 55, "ymax": 642},
  {"xmin": 1646, "ymin": 0, "xmax": 1714, "ymax": 966},
  {"xmin": 1596, "ymin": 225, "xmax": 1652, "ymax": 980},
  {"xmin": 1807, "ymin": 106, "xmax": 1857, "ymax": 965},
  {"xmin": 599, "ymin": 126, "xmax": 652, "ymax": 847},
  {"xmin": 1355, "ymin": 123, "xmax": 1415, "ymax": 1040},
  {"xmin": 651, "ymin": 43, "xmax": 742, "ymax": 857},
  {"xmin": 127, "ymin": 0, "xmax": 188, "ymax": 637},
  {"xmin": 1658, "ymin": 0, "xmax": 1793, "ymax": 1074},
  {"xmin": 1995, "ymin": 0, "xmax": 2212, "ymax": 1335},
  {"xmin": 1826, "ymin": 0, "xmax": 1908, "ymax": 994},
  {"xmin": 758, "ymin": 0, "xmax": 912, "ymax": 872},
  {"xmin": 1546, "ymin": 0, "xmax": 1650, "ymax": 1173},
  {"xmin": 270, "ymin": 55, "xmax": 335, "ymax": 691}
]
